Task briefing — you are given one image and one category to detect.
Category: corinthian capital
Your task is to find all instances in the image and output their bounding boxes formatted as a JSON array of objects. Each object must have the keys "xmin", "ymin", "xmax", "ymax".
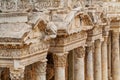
[
  {"xmin": 53, "ymin": 52, "xmax": 68, "ymax": 67},
  {"xmin": 35, "ymin": 61, "xmax": 47, "ymax": 75},
  {"xmin": 74, "ymin": 47, "xmax": 85, "ymax": 58},
  {"xmin": 10, "ymin": 68, "xmax": 25, "ymax": 80}
]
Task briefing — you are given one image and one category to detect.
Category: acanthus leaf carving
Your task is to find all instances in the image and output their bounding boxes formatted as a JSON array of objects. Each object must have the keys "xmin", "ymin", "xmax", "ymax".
[
  {"xmin": 74, "ymin": 47, "xmax": 85, "ymax": 58},
  {"xmin": 53, "ymin": 53, "xmax": 68, "ymax": 67},
  {"xmin": 34, "ymin": 61, "xmax": 47, "ymax": 76},
  {"xmin": 10, "ymin": 68, "xmax": 25, "ymax": 80}
]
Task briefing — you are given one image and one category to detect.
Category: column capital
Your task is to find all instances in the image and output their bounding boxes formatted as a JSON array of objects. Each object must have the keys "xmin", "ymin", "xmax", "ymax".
[
  {"xmin": 74, "ymin": 47, "xmax": 85, "ymax": 58},
  {"xmin": 95, "ymin": 39, "xmax": 101, "ymax": 48},
  {"xmin": 35, "ymin": 61, "xmax": 47, "ymax": 75},
  {"xmin": 103, "ymin": 37, "xmax": 108, "ymax": 43},
  {"xmin": 53, "ymin": 52, "xmax": 68, "ymax": 67},
  {"xmin": 10, "ymin": 67, "xmax": 25, "ymax": 80},
  {"xmin": 112, "ymin": 31, "xmax": 119, "ymax": 39}
]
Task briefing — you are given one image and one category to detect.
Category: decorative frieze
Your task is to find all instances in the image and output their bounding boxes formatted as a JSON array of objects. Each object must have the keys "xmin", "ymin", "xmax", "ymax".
[
  {"xmin": 0, "ymin": 0, "xmax": 17, "ymax": 12},
  {"xmin": 0, "ymin": 42, "xmax": 49, "ymax": 58},
  {"xmin": 0, "ymin": 0, "xmax": 60, "ymax": 12},
  {"xmin": 0, "ymin": 38, "xmax": 21, "ymax": 42},
  {"xmin": 29, "ymin": 42, "xmax": 49, "ymax": 54},
  {"xmin": 51, "ymin": 31, "xmax": 87, "ymax": 46}
]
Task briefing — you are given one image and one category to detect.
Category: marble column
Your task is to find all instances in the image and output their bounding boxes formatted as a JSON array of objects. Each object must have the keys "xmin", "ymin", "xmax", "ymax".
[
  {"xmin": 74, "ymin": 47, "xmax": 85, "ymax": 80},
  {"xmin": 111, "ymin": 31, "xmax": 120, "ymax": 80},
  {"xmin": 94, "ymin": 39, "xmax": 102, "ymax": 80},
  {"xmin": 53, "ymin": 52, "xmax": 68, "ymax": 80},
  {"xmin": 102, "ymin": 37, "xmax": 108, "ymax": 80},
  {"xmin": 85, "ymin": 44, "xmax": 94, "ymax": 80},
  {"xmin": 35, "ymin": 61, "xmax": 47, "ymax": 80},
  {"xmin": 10, "ymin": 67, "xmax": 25, "ymax": 80},
  {"xmin": 68, "ymin": 50, "xmax": 74, "ymax": 80},
  {"xmin": 108, "ymin": 31, "xmax": 112, "ymax": 80}
]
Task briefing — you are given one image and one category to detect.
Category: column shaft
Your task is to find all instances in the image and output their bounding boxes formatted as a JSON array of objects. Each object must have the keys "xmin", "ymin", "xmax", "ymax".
[
  {"xmin": 35, "ymin": 61, "xmax": 47, "ymax": 80},
  {"xmin": 102, "ymin": 37, "xmax": 108, "ymax": 80},
  {"xmin": 112, "ymin": 31, "xmax": 120, "ymax": 80},
  {"xmin": 94, "ymin": 39, "xmax": 102, "ymax": 80},
  {"xmin": 53, "ymin": 53, "xmax": 68, "ymax": 80},
  {"xmin": 74, "ymin": 47, "xmax": 85, "ymax": 80},
  {"xmin": 85, "ymin": 45, "xmax": 94, "ymax": 80},
  {"xmin": 55, "ymin": 67, "xmax": 65, "ymax": 80}
]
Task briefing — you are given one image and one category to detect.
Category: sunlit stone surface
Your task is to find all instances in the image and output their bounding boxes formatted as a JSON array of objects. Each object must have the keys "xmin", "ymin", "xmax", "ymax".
[{"xmin": 0, "ymin": 0, "xmax": 120, "ymax": 80}]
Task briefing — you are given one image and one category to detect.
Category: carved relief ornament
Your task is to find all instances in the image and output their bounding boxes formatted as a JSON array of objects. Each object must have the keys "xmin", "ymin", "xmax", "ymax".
[
  {"xmin": 10, "ymin": 68, "xmax": 25, "ymax": 80},
  {"xmin": 35, "ymin": 61, "xmax": 47, "ymax": 75},
  {"xmin": 74, "ymin": 47, "xmax": 85, "ymax": 58},
  {"xmin": 53, "ymin": 53, "xmax": 68, "ymax": 67}
]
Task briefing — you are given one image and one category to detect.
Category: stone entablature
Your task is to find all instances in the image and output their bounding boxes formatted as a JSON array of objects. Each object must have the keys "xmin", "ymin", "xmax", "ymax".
[
  {"xmin": 50, "ymin": 31, "xmax": 87, "ymax": 53},
  {"xmin": 0, "ymin": 42, "xmax": 49, "ymax": 58},
  {"xmin": 104, "ymin": 2, "xmax": 120, "ymax": 14},
  {"xmin": 0, "ymin": 12, "xmax": 28, "ymax": 23},
  {"xmin": 0, "ymin": 0, "xmax": 60, "ymax": 12},
  {"xmin": 0, "ymin": 11, "xmax": 57, "ymax": 77}
]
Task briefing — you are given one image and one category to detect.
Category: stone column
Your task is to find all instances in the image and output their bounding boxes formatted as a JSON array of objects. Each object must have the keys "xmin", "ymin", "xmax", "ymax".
[
  {"xmin": 74, "ymin": 47, "xmax": 85, "ymax": 80},
  {"xmin": 35, "ymin": 61, "xmax": 47, "ymax": 80},
  {"xmin": 102, "ymin": 37, "xmax": 108, "ymax": 80},
  {"xmin": 10, "ymin": 67, "xmax": 25, "ymax": 80},
  {"xmin": 94, "ymin": 39, "xmax": 102, "ymax": 80},
  {"xmin": 68, "ymin": 50, "xmax": 74, "ymax": 80},
  {"xmin": 0, "ymin": 68, "xmax": 3, "ymax": 80},
  {"xmin": 85, "ymin": 44, "xmax": 94, "ymax": 80},
  {"xmin": 53, "ymin": 52, "xmax": 68, "ymax": 80},
  {"xmin": 111, "ymin": 30, "xmax": 120, "ymax": 80},
  {"xmin": 108, "ymin": 31, "xmax": 112, "ymax": 80}
]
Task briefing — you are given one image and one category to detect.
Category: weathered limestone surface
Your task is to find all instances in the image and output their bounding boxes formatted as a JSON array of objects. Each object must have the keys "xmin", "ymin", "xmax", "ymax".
[
  {"xmin": 111, "ymin": 31, "xmax": 120, "ymax": 80},
  {"xmin": 0, "ymin": 0, "xmax": 120, "ymax": 80},
  {"xmin": 35, "ymin": 61, "xmax": 47, "ymax": 80},
  {"xmin": 74, "ymin": 47, "xmax": 85, "ymax": 80},
  {"xmin": 102, "ymin": 37, "xmax": 108, "ymax": 80},
  {"xmin": 85, "ymin": 45, "xmax": 94, "ymax": 80},
  {"xmin": 53, "ymin": 53, "xmax": 68, "ymax": 80},
  {"xmin": 94, "ymin": 39, "xmax": 102, "ymax": 80},
  {"xmin": 10, "ymin": 68, "xmax": 25, "ymax": 80}
]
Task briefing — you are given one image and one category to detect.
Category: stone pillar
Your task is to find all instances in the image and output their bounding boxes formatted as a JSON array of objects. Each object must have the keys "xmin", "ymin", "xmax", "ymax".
[
  {"xmin": 85, "ymin": 44, "xmax": 94, "ymax": 80},
  {"xmin": 74, "ymin": 47, "xmax": 85, "ymax": 80},
  {"xmin": 53, "ymin": 52, "xmax": 68, "ymax": 80},
  {"xmin": 68, "ymin": 50, "xmax": 74, "ymax": 80},
  {"xmin": 0, "ymin": 68, "xmax": 3, "ymax": 80},
  {"xmin": 102, "ymin": 37, "xmax": 108, "ymax": 80},
  {"xmin": 94, "ymin": 39, "xmax": 102, "ymax": 80},
  {"xmin": 10, "ymin": 67, "xmax": 25, "ymax": 80},
  {"xmin": 108, "ymin": 31, "xmax": 112, "ymax": 80},
  {"xmin": 111, "ymin": 30, "xmax": 120, "ymax": 80},
  {"xmin": 35, "ymin": 61, "xmax": 47, "ymax": 80}
]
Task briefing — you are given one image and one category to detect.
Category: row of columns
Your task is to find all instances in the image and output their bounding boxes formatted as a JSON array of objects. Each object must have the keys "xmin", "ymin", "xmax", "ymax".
[
  {"xmin": 0, "ymin": 30, "xmax": 120, "ymax": 80},
  {"xmin": 73, "ymin": 30, "xmax": 120, "ymax": 80}
]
